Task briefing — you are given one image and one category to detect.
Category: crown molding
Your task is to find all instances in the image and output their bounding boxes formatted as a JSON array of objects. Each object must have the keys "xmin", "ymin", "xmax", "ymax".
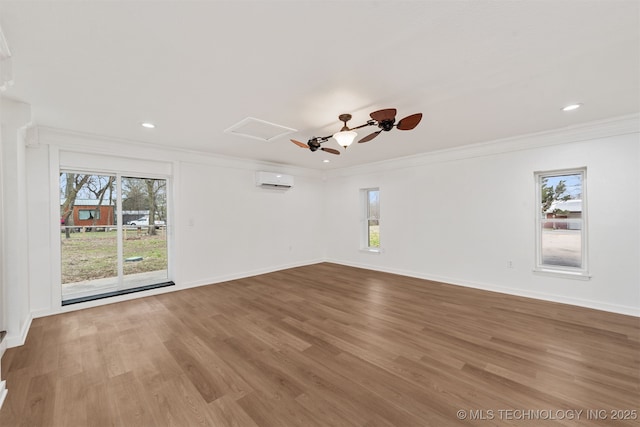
[
  {"xmin": 34, "ymin": 113, "xmax": 638, "ymax": 180},
  {"xmin": 324, "ymin": 114, "xmax": 640, "ymax": 178},
  {"xmin": 36, "ymin": 126, "xmax": 324, "ymax": 178}
]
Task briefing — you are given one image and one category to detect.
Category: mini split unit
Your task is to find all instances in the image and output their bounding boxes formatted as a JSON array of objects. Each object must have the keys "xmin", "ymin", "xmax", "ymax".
[{"xmin": 255, "ymin": 171, "xmax": 294, "ymax": 188}]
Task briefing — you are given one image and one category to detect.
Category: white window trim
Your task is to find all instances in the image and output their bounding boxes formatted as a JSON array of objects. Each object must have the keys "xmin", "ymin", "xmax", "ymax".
[
  {"xmin": 360, "ymin": 187, "xmax": 381, "ymax": 252},
  {"xmin": 360, "ymin": 247, "xmax": 382, "ymax": 254},
  {"xmin": 534, "ymin": 167, "xmax": 590, "ymax": 280}
]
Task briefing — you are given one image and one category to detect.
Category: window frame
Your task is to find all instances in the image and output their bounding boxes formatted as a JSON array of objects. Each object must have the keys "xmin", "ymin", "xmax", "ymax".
[
  {"xmin": 534, "ymin": 167, "xmax": 590, "ymax": 279},
  {"xmin": 361, "ymin": 187, "xmax": 381, "ymax": 253},
  {"xmin": 58, "ymin": 168, "xmax": 173, "ymax": 303}
]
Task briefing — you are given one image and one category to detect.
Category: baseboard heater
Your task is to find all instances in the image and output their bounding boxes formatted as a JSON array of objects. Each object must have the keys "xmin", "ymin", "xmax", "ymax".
[{"xmin": 62, "ymin": 281, "xmax": 175, "ymax": 306}]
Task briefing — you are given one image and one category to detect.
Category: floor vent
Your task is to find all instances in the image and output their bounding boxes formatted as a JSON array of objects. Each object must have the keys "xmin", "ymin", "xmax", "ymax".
[{"xmin": 224, "ymin": 117, "xmax": 296, "ymax": 142}]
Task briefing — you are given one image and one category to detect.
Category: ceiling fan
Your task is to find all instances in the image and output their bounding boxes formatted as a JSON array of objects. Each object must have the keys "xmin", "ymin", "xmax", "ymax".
[{"xmin": 291, "ymin": 108, "xmax": 423, "ymax": 155}]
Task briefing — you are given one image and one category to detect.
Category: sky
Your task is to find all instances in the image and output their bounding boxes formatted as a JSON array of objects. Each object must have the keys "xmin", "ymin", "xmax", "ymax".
[{"xmin": 543, "ymin": 173, "xmax": 582, "ymax": 199}]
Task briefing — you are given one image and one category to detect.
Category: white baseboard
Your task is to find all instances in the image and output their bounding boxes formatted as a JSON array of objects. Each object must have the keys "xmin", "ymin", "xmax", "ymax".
[
  {"xmin": 0, "ymin": 380, "xmax": 7, "ymax": 411},
  {"xmin": 0, "ymin": 330, "xmax": 7, "ymax": 411},
  {"xmin": 326, "ymin": 259, "xmax": 640, "ymax": 317},
  {"xmin": 5, "ymin": 313, "xmax": 33, "ymax": 348},
  {"xmin": 0, "ymin": 334, "xmax": 5, "ymax": 360},
  {"xmin": 27, "ymin": 257, "xmax": 636, "ymax": 342},
  {"xmin": 178, "ymin": 258, "xmax": 325, "ymax": 290},
  {"xmin": 31, "ymin": 258, "xmax": 325, "ymax": 320}
]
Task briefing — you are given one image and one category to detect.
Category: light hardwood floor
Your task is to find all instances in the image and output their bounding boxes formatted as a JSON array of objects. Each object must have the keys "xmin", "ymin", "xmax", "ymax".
[{"xmin": 1, "ymin": 263, "xmax": 638, "ymax": 426}]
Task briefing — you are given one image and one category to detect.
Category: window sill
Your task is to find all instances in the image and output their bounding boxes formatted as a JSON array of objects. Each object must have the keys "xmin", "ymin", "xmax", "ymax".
[
  {"xmin": 360, "ymin": 247, "xmax": 382, "ymax": 254},
  {"xmin": 533, "ymin": 268, "xmax": 591, "ymax": 281}
]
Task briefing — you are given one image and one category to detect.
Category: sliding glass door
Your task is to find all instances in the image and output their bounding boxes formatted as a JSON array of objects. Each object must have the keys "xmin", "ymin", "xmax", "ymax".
[
  {"xmin": 122, "ymin": 177, "xmax": 168, "ymax": 290},
  {"xmin": 60, "ymin": 172, "xmax": 169, "ymax": 303},
  {"xmin": 60, "ymin": 173, "xmax": 118, "ymax": 300}
]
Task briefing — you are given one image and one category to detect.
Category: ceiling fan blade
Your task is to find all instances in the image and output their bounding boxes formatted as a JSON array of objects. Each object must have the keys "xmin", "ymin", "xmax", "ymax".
[
  {"xmin": 370, "ymin": 108, "xmax": 397, "ymax": 122},
  {"xmin": 396, "ymin": 113, "xmax": 423, "ymax": 130},
  {"xmin": 291, "ymin": 139, "xmax": 309, "ymax": 149},
  {"xmin": 321, "ymin": 147, "xmax": 340, "ymax": 155},
  {"xmin": 358, "ymin": 130, "xmax": 382, "ymax": 143}
]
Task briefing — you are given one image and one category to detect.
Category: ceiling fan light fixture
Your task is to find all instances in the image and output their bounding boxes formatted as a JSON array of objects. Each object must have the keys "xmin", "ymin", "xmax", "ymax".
[
  {"xmin": 292, "ymin": 108, "xmax": 422, "ymax": 154},
  {"xmin": 333, "ymin": 129, "xmax": 357, "ymax": 148}
]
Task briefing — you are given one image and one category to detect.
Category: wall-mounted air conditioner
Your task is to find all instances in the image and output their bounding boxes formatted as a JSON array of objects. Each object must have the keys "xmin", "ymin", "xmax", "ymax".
[{"xmin": 255, "ymin": 171, "xmax": 294, "ymax": 188}]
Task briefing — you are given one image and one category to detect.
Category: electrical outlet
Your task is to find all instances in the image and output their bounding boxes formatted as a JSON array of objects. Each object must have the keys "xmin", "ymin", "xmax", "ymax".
[{"xmin": 507, "ymin": 261, "xmax": 513, "ymax": 268}]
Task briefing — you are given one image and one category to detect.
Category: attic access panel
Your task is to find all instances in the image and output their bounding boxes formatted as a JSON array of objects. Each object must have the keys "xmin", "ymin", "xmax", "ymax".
[{"xmin": 224, "ymin": 117, "xmax": 297, "ymax": 142}]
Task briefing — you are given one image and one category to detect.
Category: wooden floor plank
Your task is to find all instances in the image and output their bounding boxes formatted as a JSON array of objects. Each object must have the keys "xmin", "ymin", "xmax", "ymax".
[
  {"xmin": 22, "ymin": 372, "xmax": 57, "ymax": 427},
  {"xmin": 1, "ymin": 263, "xmax": 638, "ymax": 426},
  {"xmin": 207, "ymin": 394, "xmax": 261, "ymax": 427},
  {"xmin": 52, "ymin": 372, "xmax": 88, "ymax": 427}
]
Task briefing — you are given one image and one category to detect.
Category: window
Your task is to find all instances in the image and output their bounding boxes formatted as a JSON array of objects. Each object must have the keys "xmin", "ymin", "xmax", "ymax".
[
  {"xmin": 78, "ymin": 209, "xmax": 100, "ymax": 220},
  {"xmin": 362, "ymin": 188, "xmax": 380, "ymax": 250},
  {"xmin": 535, "ymin": 168, "xmax": 588, "ymax": 278}
]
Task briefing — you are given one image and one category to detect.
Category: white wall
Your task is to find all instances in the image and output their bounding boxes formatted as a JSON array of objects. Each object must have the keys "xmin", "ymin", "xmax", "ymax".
[
  {"xmin": 12, "ymin": 115, "xmax": 640, "ymax": 344},
  {"xmin": 0, "ymin": 98, "xmax": 32, "ymax": 347},
  {"xmin": 25, "ymin": 128, "xmax": 326, "ymax": 319},
  {"xmin": 25, "ymin": 143, "xmax": 52, "ymax": 316},
  {"xmin": 175, "ymin": 160, "xmax": 326, "ymax": 288},
  {"xmin": 0, "ymin": 98, "xmax": 5, "ymax": 357},
  {"xmin": 0, "ymin": 116, "xmax": 4, "ymax": 413},
  {"xmin": 325, "ymin": 117, "xmax": 640, "ymax": 316}
]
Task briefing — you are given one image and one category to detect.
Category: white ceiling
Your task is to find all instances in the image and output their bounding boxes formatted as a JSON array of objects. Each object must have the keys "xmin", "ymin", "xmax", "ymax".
[{"xmin": 1, "ymin": 0, "xmax": 638, "ymax": 170}]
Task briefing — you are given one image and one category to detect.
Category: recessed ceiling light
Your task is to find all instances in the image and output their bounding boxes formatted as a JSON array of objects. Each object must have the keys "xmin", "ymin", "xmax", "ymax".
[
  {"xmin": 323, "ymin": 159, "xmax": 330, "ymax": 163},
  {"xmin": 141, "ymin": 122, "xmax": 156, "ymax": 129},
  {"xmin": 562, "ymin": 104, "xmax": 582, "ymax": 112}
]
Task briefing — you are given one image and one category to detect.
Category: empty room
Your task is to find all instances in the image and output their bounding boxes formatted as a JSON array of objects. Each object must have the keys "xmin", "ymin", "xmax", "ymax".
[{"xmin": 0, "ymin": 1, "xmax": 638, "ymax": 426}]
